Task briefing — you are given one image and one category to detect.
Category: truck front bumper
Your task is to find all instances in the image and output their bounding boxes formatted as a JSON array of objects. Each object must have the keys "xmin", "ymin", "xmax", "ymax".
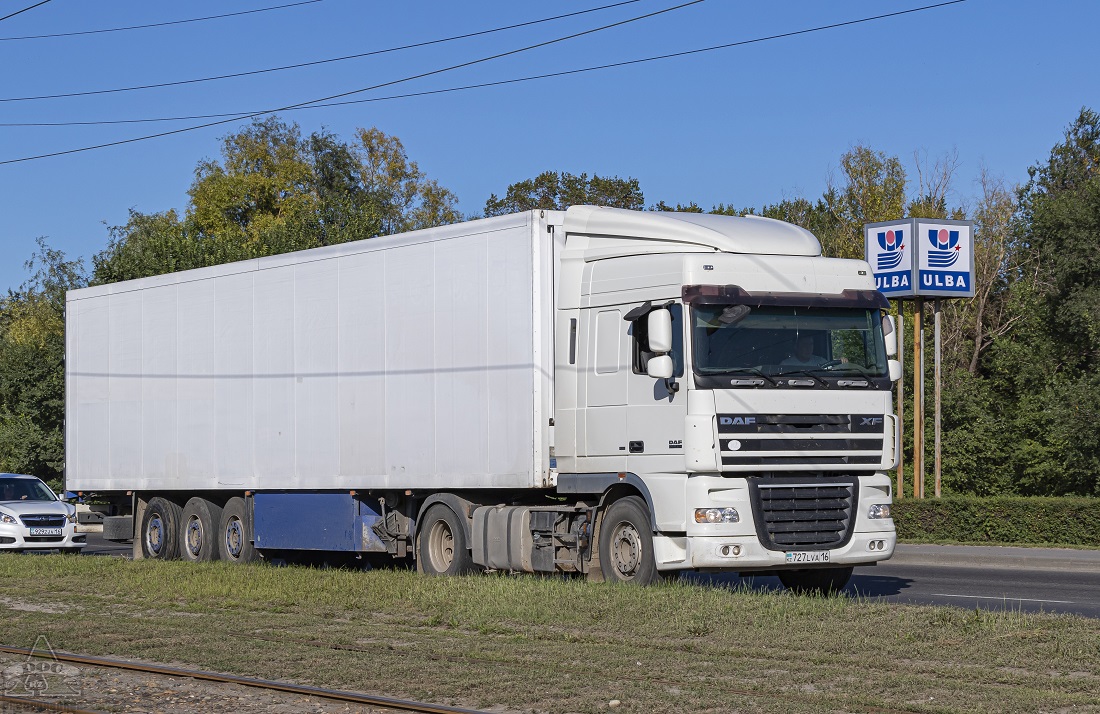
[{"xmin": 652, "ymin": 528, "xmax": 896, "ymax": 572}]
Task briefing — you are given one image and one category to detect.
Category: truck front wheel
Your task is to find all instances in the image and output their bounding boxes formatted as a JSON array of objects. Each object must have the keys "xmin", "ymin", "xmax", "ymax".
[
  {"xmin": 141, "ymin": 497, "xmax": 182, "ymax": 560},
  {"xmin": 598, "ymin": 496, "xmax": 659, "ymax": 585},
  {"xmin": 417, "ymin": 505, "xmax": 475, "ymax": 576},
  {"xmin": 218, "ymin": 497, "xmax": 257, "ymax": 564},
  {"xmin": 777, "ymin": 566, "xmax": 853, "ymax": 596}
]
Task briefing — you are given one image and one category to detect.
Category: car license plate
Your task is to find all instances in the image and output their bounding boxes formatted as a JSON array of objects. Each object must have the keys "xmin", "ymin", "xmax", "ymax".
[
  {"xmin": 29, "ymin": 527, "xmax": 62, "ymax": 536},
  {"xmin": 785, "ymin": 550, "xmax": 831, "ymax": 564}
]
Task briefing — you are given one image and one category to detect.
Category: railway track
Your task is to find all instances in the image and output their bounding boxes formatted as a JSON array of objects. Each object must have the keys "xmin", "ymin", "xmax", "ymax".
[{"xmin": 0, "ymin": 645, "xmax": 486, "ymax": 714}]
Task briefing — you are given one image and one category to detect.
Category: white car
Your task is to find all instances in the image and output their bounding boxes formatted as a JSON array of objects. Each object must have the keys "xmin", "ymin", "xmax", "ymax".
[{"xmin": 0, "ymin": 474, "xmax": 86, "ymax": 553}]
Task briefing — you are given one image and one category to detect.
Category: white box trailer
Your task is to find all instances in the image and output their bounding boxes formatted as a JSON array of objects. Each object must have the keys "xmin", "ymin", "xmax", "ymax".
[
  {"xmin": 67, "ymin": 207, "xmax": 899, "ymax": 592},
  {"xmin": 67, "ymin": 211, "xmax": 555, "ymax": 493}
]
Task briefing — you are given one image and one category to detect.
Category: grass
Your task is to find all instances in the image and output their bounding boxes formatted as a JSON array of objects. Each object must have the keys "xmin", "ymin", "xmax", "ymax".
[{"xmin": 1, "ymin": 555, "xmax": 1099, "ymax": 713}]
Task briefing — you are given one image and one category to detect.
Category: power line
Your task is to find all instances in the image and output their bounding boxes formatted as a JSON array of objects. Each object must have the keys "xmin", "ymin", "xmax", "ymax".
[
  {"xmin": 1, "ymin": 0, "xmax": 970, "ymax": 131},
  {"xmin": 0, "ymin": 0, "xmax": 51, "ymax": 24},
  {"xmin": 0, "ymin": 0, "xmax": 644, "ymax": 103},
  {"xmin": 0, "ymin": 0, "xmax": 323, "ymax": 41},
  {"xmin": 0, "ymin": 0, "xmax": 706, "ymax": 165}
]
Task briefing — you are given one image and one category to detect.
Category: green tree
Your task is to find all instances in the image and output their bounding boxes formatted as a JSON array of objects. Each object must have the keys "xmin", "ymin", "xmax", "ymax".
[
  {"xmin": 0, "ymin": 239, "xmax": 86, "ymax": 488},
  {"xmin": 483, "ymin": 171, "xmax": 643, "ymax": 217},
  {"xmin": 1018, "ymin": 107, "xmax": 1100, "ymax": 359},
  {"xmin": 94, "ymin": 118, "xmax": 461, "ymax": 284},
  {"xmin": 822, "ymin": 145, "xmax": 908, "ymax": 259},
  {"xmin": 997, "ymin": 107, "xmax": 1100, "ymax": 495}
]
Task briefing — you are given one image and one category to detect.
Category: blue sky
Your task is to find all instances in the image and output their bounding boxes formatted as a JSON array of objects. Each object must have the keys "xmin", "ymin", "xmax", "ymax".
[{"xmin": 1, "ymin": 0, "xmax": 1097, "ymax": 293}]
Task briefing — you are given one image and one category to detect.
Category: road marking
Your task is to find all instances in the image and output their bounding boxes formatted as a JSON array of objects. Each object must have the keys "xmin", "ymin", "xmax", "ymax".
[{"xmin": 929, "ymin": 593, "xmax": 1075, "ymax": 604}]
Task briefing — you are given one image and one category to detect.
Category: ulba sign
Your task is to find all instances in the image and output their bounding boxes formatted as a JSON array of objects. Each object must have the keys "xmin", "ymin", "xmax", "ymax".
[{"xmin": 864, "ymin": 218, "xmax": 974, "ymax": 299}]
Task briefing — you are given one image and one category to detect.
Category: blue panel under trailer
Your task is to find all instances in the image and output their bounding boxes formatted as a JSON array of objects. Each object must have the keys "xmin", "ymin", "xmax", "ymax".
[{"xmin": 253, "ymin": 492, "xmax": 389, "ymax": 552}]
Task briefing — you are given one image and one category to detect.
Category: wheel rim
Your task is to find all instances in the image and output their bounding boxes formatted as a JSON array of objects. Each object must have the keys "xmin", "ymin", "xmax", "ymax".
[
  {"xmin": 426, "ymin": 520, "xmax": 455, "ymax": 573},
  {"xmin": 145, "ymin": 514, "xmax": 163, "ymax": 556},
  {"xmin": 610, "ymin": 520, "xmax": 643, "ymax": 578},
  {"xmin": 185, "ymin": 515, "xmax": 203, "ymax": 557},
  {"xmin": 224, "ymin": 516, "xmax": 244, "ymax": 559}
]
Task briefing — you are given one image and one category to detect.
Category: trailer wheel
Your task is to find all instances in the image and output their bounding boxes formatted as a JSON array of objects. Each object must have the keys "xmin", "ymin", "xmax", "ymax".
[
  {"xmin": 218, "ymin": 497, "xmax": 257, "ymax": 564},
  {"xmin": 180, "ymin": 498, "xmax": 223, "ymax": 563},
  {"xmin": 598, "ymin": 496, "xmax": 658, "ymax": 585},
  {"xmin": 141, "ymin": 497, "xmax": 182, "ymax": 560},
  {"xmin": 418, "ymin": 505, "xmax": 474, "ymax": 576},
  {"xmin": 777, "ymin": 566, "xmax": 853, "ymax": 596}
]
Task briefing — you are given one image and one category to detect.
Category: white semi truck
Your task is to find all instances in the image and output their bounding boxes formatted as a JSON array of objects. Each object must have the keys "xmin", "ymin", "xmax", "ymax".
[{"xmin": 66, "ymin": 206, "xmax": 899, "ymax": 592}]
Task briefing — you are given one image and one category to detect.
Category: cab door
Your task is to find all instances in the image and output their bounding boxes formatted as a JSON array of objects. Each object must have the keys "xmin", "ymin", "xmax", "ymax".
[
  {"xmin": 580, "ymin": 307, "xmax": 629, "ymax": 469},
  {"xmin": 625, "ymin": 303, "xmax": 687, "ymax": 470}
]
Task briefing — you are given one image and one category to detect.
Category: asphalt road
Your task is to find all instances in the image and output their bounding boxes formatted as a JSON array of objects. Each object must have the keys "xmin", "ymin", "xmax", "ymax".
[
  {"xmin": 68, "ymin": 533, "xmax": 1100, "ymax": 618},
  {"xmin": 698, "ymin": 544, "xmax": 1100, "ymax": 618}
]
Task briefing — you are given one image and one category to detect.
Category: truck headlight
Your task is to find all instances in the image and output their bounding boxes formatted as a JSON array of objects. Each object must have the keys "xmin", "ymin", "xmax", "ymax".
[
  {"xmin": 868, "ymin": 504, "xmax": 891, "ymax": 519},
  {"xmin": 695, "ymin": 507, "xmax": 739, "ymax": 524},
  {"xmin": 0, "ymin": 513, "xmax": 17, "ymax": 525}
]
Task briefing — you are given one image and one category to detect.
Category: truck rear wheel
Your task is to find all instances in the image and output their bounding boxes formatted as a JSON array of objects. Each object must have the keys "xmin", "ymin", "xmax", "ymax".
[
  {"xmin": 418, "ymin": 504, "xmax": 475, "ymax": 576},
  {"xmin": 777, "ymin": 566, "xmax": 853, "ymax": 596},
  {"xmin": 180, "ymin": 498, "xmax": 223, "ymax": 563},
  {"xmin": 598, "ymin": 496, "xmax": 658, "ymax": 585},
  {"xmin": 217, "ymin": 497, "xmax": 257, "ymax": 564},
  {"xmin": 141, "ymin": 497, "xmax": 182, "ymax": 560}
]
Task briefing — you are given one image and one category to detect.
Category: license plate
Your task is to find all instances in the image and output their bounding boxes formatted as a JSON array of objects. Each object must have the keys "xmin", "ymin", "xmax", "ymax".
[
  {"xmin": 29, "ymin": 527, "xmax": 62, "ymax": 536},
  {"xmin": 785, "ymin": 550, "xmax": 831, "ymax": 564}
]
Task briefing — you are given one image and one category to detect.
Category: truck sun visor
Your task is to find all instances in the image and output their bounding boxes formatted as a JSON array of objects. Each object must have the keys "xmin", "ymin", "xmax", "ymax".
[{"xmin": 682, "ymin": 284, "xmax": 890, "ymax": 309}]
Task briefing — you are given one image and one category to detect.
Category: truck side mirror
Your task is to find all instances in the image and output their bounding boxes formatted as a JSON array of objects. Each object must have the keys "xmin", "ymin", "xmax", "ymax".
[
  {"xmin": 647, "ymin": 355, "xmax": 674, "ymax": 380},
  {"xmin": 888, "ymin": 359, "xmax": 902, "ymax": 382},
  {"xmin": 882, "ymin": 314, "xmax": 897, "ymax": 357},
  {"xmin": 648, "ymin": 308, "xmax": 673, "ymax": 354}
]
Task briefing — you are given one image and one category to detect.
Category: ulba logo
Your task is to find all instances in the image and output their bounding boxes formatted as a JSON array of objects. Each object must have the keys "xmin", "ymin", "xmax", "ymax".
[
  {"xmin": 927, "ymin": 228, "xmax": 961, "ymax": 268},
  {"xmin": 876, "ymin": 229, "xmax": 904, "ymax": 270}
]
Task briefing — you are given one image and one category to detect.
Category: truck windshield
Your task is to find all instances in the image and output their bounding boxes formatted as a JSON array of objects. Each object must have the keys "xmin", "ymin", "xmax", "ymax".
[{"xmin": 691, "ymin": 305, "xmax": 887, "ymax": 378}]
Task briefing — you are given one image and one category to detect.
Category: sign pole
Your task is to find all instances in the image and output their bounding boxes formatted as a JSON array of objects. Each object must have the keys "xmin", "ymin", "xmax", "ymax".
[
  {"xmin": 895, "ymin": 301, "xmax": 905, "ymax": 500},
  {"xmin": 913, "ymin": 297, "xmax": 924, "ymax": 499},
  {"xmin": 934, "ymin": 298, "xmax": 942, "ymax": 498}
]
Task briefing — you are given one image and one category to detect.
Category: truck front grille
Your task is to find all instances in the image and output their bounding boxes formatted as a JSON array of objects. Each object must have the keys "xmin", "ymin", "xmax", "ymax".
[
  {"xmin": 718, "ymin": 414, "xmax": 884, "ymax": 470},
  {"xmin": 748, "ymin": 477, "xmax": 857, "ymax": 551}
]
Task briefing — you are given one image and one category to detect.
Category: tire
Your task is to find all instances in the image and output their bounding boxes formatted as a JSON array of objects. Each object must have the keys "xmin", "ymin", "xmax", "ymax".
[
  {"xmin": 217, "ymin": 497, "xmax": 257, "ymax": 564},
  {"xmin": 102, "ymin": 515, "xmax": 134, "ymax": 542},
  {"xmin": 777, "ymin": 566, "xmax": 854, "ymax": 596},
  {"xmin": 180, "ymin": 498, "xmax": 223, "ymax": 563},
  {"xmin": 417, "ymin": 504, "xmax": 475, "ymax": 576},
  {"xmin": 598, "ymin": 496, "xmax": 659, "ymax": 585},
  {"xmin": 141, "ymin": 497, "xmax": 183, "ymax": 560}
]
